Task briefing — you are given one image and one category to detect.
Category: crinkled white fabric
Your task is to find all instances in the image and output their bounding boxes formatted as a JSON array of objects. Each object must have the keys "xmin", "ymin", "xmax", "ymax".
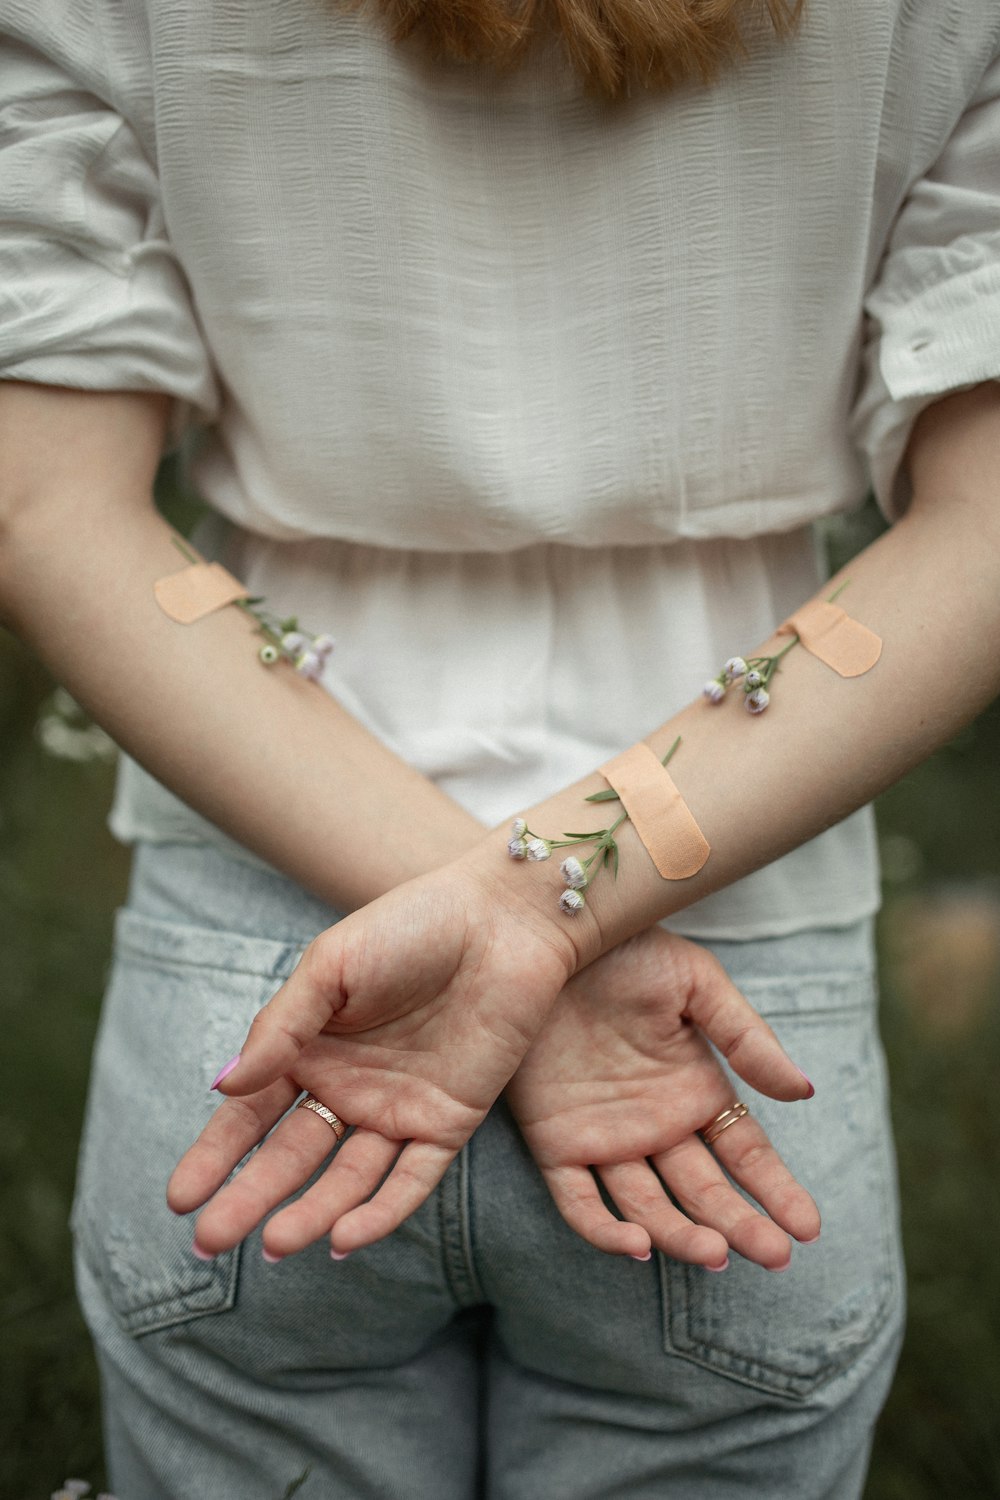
[
  {"xmin": 3, "ymin": 2, "xmax": 999, "ymax": 539},
  {"xmin": 3, "ymin": 0, "xmax": 997, "ymax": 934}
]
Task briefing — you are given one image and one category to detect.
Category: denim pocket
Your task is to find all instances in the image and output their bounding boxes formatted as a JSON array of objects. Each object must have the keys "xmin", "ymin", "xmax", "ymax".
[
  {"xmin": 72, "ymin": 908, "xmax": 308, "ymax": 1337},
  {"xmin": 659, "ymin": 972, "xmax": 904, "ymax": 1401}
]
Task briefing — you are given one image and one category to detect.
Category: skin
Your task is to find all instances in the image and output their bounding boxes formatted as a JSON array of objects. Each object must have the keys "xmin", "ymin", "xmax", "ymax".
[
  {"xmin": 4, "ymin": 381, "xmax": 998, "ymax": 1268},
  {"xmin": 175, "ymin": 923, "xmax": 818, "ymax": 1267},
  {"xmin": 0, "ymin": 379, "xmax": 816, "ymax": 1271},
  {"xmin": 170, "ymin": 382, "xmax": 1000, "ymax": 1257}
]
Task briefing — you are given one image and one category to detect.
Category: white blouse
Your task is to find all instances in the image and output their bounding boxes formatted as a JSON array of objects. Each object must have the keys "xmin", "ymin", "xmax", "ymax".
[{"xmin": 2, "ymin": 0, "xmax": 998, "ymax": 935}]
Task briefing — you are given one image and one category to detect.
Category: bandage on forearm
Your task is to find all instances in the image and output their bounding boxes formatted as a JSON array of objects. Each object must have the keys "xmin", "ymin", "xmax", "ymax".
[
  {"xmin": 777, "ymin": 598, "xmax": 881, "ymax": 677},
  {"xmin": 154, "ymin": 562, "xmax": 251, "ymax": 623},
  {"xmin": 598, "ymin": 742, "xmax": 710, "ymax": 880}
]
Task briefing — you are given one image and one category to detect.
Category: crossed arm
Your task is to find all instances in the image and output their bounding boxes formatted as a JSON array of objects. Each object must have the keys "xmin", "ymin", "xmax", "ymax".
[{"xmin": 3, "ymin": 380, "xmax": 998, "ymax": 1263}]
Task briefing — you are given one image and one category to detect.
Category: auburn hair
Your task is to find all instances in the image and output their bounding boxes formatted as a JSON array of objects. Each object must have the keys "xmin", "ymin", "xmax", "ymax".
[{"xmin": 340, "ymin": 0, "xmax": 804, "ymax": 100}]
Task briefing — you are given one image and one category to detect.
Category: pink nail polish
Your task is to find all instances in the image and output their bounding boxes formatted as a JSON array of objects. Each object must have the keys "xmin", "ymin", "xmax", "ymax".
[
  {"xmin": 799, "ymin": 1233, "xmax": 821, "ymax": 1244},
  {"xmin": 210, "ymin": 1054, "xmax": 241, "ymax": 1092},
  {"xmin": 797, "ymin": 1068, "xmax": 815, "ymax": 1099},
  {"xmin": 630, "ymin": 1251, "xmax": 652, "ymax": 1262},
  {"xmin": 262, "ymin": 1248, "xmax": 283, "ymax": 1264},
  {"xmin": 770, "ymin": 1258, "xmax": 792, "ymax": 1273},
  {"xmin": 330, "ymin": 1249, "xmax": 351, "ymax": 1261},
  {"xmin": 192, "ymin": 1240, "xmax": 215, "ymax": 1262},
  {"xmin": 705, "ymin": 1259, "xmax": 729, "ymax": 1273}
]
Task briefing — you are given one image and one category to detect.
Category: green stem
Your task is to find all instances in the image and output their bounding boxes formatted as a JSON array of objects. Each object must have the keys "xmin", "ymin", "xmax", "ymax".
[{"xmin": 170, "ymin": 534, "xmax": 199, "ymax": 565}]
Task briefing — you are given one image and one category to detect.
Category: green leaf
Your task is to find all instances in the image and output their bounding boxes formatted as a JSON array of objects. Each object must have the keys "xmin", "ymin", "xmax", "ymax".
[
  {"xmin": 562, "ymin": 830, "xmax": 605, "ymax": 840},
  {"xmin": 661, "ymin": 735, "xmax": 682, "ymax": 767},
  {"xmin": 585, "ymin": 788, "xmax": 621, "ymax": 803},
  {"xmin": 612, "ymin": 842, "xmax": 620, "ymax": 878}
]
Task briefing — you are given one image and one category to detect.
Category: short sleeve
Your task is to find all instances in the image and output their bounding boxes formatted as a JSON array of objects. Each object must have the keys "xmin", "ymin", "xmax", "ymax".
[
  {"xmin": 0, "ymin": 18, "xmax": 218, "ymax": 435},
  {"xmin": 851, "ymin": 41, "xmax": 1000, "ymax": 520}
]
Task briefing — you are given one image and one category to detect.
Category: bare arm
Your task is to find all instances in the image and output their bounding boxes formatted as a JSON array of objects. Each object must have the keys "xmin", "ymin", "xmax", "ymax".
[
  {"xmin": 0, "ymin": 382, "xmax": 483, "ymax": 910},
  {"xmin": 188, "ymin": 382, "xmax": 1000, "ymax": 1255},
  {"xmin": 495, "ymin": 382, "xmax": 1000, "ymax": 968}
]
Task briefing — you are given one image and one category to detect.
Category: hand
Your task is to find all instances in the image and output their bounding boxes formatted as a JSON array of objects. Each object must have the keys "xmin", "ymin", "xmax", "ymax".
[
  {"xmin": 507, "ymin": 927, "xmax": 820, "ymax": 1270},
  {"xmin": 167, "ymin": 860, "xmax": 578, "ymax": 1258}
]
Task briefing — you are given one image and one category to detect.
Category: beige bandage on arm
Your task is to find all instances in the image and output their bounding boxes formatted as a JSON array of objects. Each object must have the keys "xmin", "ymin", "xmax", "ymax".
[
  {"xmin": 778, "ymin": 599, "xmax": 882, "ymax": 677},
  {"xmin": 598, "ymin": 742, "xmax": 710, "ymax": 880},
  {"xmin": 153, "ymin": 562, "xmax": 251, "ymax": 624}
]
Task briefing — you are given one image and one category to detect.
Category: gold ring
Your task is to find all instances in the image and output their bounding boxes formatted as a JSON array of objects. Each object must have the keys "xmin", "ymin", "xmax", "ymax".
[
  {"xmin": 701, "ymin": 1101, "xmax": 750, "ymax": 1147},
  {"xmin": 296, "ymin": 1094, "xmax": 347, "ymax": 1140}
]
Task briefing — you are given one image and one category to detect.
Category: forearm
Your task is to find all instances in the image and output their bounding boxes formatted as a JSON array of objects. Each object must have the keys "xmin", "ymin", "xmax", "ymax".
[
  {"xmin": 0, "ymin": 384, "xmax": 483, "ymax": 910},
  {"xmin": 487, "ymin": 384, "xmax": 1000, "ymax": 968}
]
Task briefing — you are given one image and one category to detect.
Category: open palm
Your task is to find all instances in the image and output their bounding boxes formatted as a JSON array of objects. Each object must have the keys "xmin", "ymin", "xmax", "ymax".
[
  {"xmin": 508, "ymin": 927, "xmax": 820, "ymax": 1269},
  {"xmin": 168, "ymin": 865, "xmax": 578, "ymax": 1258}
]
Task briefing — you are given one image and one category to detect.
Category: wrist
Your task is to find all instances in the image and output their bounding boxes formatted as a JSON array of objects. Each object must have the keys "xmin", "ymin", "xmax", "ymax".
[{"xmin": 454, "ymin": 830, "xmax": 604, "ymax": 980}]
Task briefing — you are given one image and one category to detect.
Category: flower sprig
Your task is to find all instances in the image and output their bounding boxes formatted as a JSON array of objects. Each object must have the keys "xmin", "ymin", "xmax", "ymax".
[
  {"xmin": 171, "ymin": 536, "xmax": 334, "ymax": 679},
  {"xmin": 702, "ymin": 644, "xmax": 796, "ymax": 715},
  {"xmin": 703, "ymin": 581, "xmax": 849, "ymax": 714},
  {"xmin": 508, "ymin": 737, "xmax": 681, "ymax": 915}
]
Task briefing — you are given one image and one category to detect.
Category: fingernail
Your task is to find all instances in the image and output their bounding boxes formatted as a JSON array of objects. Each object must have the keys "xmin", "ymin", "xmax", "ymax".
[
  {"xmin": 769, "ymin": 1258, "xmax": 792, "ymax": 1273},
  {"xmin": 630, "ymin": 1251, "xmax": 652, "ymax": 1262},
  {"xmin": 262, "ymin": 1248, "xmax": 283, "ymax": 1264},
  {"xmin": 210, "ymin": 1054, "xmax": 241, "ymax": 1092},
  {"xmin": 799, "ymin": 1232, "xmax": 821, "ymax": 1244},
  {"xmin": 797, "ymin": 1068, "xmax": 815, "ymax": 1099},
  {"xmin": 705, "ymin": 1259, "xmax": 729, "ymax": 1273},
  {"xmin": 192, "ymin": 1240, "xmax": 215, "ymax": 1262},
  {"xmin": 330, "ymin": 1249, "xmax": 351, "ymax": 1261}
]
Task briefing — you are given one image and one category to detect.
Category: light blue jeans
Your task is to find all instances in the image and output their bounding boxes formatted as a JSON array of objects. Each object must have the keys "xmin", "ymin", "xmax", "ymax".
[{"xmin": 73, "ymin": 841, "xmax": 905, "ymax": 1499}]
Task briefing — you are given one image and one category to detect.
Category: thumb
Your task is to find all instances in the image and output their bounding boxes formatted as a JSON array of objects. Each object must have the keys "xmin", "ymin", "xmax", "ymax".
[
  {"xmin": 213, "ymin": 931, "xmax": 346, "ymax": 1096},
  {"xmin": 683, "ymin": 950, "xmax": 814, "ymax": 1103}
]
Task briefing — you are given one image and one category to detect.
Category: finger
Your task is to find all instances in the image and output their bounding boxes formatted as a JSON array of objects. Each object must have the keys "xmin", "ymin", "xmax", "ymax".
[
  {"xmin": 263, "ymin": 1129, "xmax": 403, "ymax": 1257},
  {"xmin": 598, "ymin": 1161, "xmax": 729, "ymax": 1268},
  {"xmin": 652, "ymin": 1136, "xmax": 793, "ymax": 1270},
  {"xmin": 214, "ymin": 932, "xmax": 348, "ymax": 1097},
  {"xmin": 191, "ymin": 1090, "xmax": 346, "ymax": 1254},
  {"xmin": 330, "ymin": 1140, "xmax": 459, "ymax": 1252},
  {"xmin": 709, "ymin": 1111, "xmax": 821, "ymax": 1245},
  {"xmin": 541, "ymin": 1164, "xmax": 652, "ymax": 1259},
  {"xmin": 684, "ymin": 951, "xmax": 813, "ymax": 1102},
  {"xmin": 167, "ymin": 1076, "xmax": 299, "ymax": 1215}
]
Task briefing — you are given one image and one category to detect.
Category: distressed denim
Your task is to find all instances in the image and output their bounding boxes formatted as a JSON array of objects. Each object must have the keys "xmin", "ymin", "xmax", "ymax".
[{"xmin": 73, "ymin": 841, "xmax": 904, "ymax": 1499}]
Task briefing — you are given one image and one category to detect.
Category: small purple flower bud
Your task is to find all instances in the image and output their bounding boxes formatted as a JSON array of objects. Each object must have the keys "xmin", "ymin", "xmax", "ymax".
[
  {"xmin": 724, "ymin": 656, "xmax": 748, "ymax": 681},
  {"xmin": 703, "ymin": 680, "xmax": 726, "ymax": 704},
  {"xmin": 312, "ymin": 633, "xmax": 336, "ymax": 658},
  {"xmin": 511, "ymin": 818, "xmax": 527, "ymax": 839},
  {"xmin": 296, "ymin": 650, "xmax": 325, "ymax": 681},
  {"xmin": 507, "ymin": 837, "xmax": 528, "ymax": 860},
  {"xmin": 560, "ymin": 856, "xmax": 587, "ymax": 889},
  {"xmin": 744, "ymin": 668, "xmax": 764, "ymax": 690},
  {"xmin": 559, "ymin": 888, "xmax": 586, "ymax": 915},
  {"xmin": 526, "ymin": 838, "xmax": 551, "ymax": 862},
  {"xmin": 745, "ymin": 687, "xmax": 770, "ymax": 714},
  {"xmin": 281, "ymin": 631, "xmax": 307, "ymax": 656}
]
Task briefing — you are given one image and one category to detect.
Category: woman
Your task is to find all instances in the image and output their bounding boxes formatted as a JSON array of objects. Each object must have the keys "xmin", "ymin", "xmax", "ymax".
[{"xmin": 2, "ymin": 0, "xmax": 998, "ymax": 1495}]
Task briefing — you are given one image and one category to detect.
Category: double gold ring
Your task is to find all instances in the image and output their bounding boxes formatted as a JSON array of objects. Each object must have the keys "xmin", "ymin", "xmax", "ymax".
[{"xmin": 701, "ymin": 1101, "xmax": 750, "ymax": 1147}]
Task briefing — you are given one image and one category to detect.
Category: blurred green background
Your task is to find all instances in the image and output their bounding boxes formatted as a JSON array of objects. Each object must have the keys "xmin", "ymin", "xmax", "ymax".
[{"xmin": 1, "ymin": 489, "xmax": 998, "ymax": 1498}]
